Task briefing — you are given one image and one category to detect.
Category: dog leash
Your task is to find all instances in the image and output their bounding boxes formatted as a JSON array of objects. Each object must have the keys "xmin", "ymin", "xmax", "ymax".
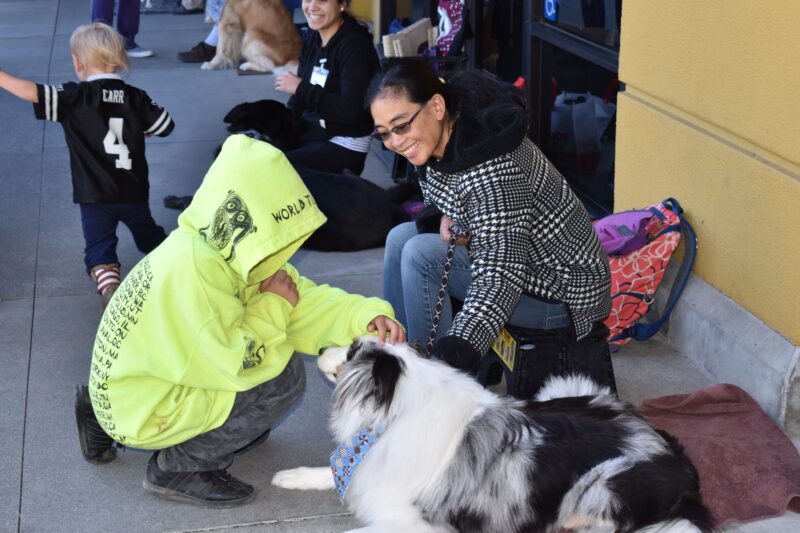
[{"xmin": 427, "ymin": 224, "xmax": 468, "ymax": 352}]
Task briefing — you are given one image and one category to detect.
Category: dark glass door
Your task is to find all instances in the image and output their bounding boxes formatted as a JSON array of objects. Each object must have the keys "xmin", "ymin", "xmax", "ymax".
[{"xmin": 524, "ymin": 0, "xmax": 622, "ymax": 218}]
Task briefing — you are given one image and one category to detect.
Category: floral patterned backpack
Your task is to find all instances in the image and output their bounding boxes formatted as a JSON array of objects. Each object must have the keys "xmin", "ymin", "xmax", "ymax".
[{"xmin": 595, "ymin": 198, "xmax": 698, "ymax": 347}]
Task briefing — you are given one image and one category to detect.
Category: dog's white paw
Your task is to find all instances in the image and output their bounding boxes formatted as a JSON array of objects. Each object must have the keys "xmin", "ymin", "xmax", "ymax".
[
  {"xmin": 318, "ymin": 345, "xmax": 349, "ymax": 383},
  {"xmin": 271, "ymin": 466, "xmax": 334, "ymax": 490},
  {"xmin": 239, "ymin": 61, "xmax": 270, "ymax": 73},
  {"xmin": 200, "ymin": 61, "xmax": 213, "ymax": 70}
]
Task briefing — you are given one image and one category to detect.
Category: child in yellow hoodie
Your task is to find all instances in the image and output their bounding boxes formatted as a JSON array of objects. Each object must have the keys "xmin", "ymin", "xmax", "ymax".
[{"xmin": 75, "ymin": 135, "xmax": 403, "ymax": 508}]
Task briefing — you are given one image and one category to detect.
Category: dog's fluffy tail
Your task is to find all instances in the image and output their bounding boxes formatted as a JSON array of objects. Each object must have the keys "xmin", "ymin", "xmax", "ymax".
[
  {"xmin": 217, "ymin": 4, "xmax": 244, "ymax": 68},
  {"xmin": 535, "ymin": 374, "xmax": 611, "ymax": 401},
  {"xmin": 657, "ymin": 430, "xmax": 715, "ymax": 532}
]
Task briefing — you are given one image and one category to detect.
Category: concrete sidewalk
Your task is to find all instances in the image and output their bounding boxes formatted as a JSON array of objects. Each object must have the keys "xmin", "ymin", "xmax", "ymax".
[{"xmin": 0, "ymin": 2, "xmax": 797, "ymax": 531}]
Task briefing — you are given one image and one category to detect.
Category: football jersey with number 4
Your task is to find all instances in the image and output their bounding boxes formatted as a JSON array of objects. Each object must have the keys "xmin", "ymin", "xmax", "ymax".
[{"xmin": 34, "ymin": 73, "xmax": 174, "ymax": 204}]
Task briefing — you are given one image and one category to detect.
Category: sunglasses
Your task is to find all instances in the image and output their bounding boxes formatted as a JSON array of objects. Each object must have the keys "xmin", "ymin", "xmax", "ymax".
[{"xmin": 370, "ymin": 104, "xmax": 426, "ymax": 142}]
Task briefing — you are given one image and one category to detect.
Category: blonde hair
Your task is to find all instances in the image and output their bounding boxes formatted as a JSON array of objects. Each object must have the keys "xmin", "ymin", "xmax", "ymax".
[{"xmin": 70, "ymin": 22, "xmax": 130, "ymax": 73}]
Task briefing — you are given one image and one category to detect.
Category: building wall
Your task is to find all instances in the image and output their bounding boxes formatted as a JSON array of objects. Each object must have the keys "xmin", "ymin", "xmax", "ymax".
[
  {"xmin": 349, "ymin": 0, "xmax": 374, "ymax": 22},
  {"xmin": 350, "ymin": 0, "xmax": 413, "ymax": 39},
  {"xmin": 616, "ymin": 0, "xmax": 800, "ymax": 343}
]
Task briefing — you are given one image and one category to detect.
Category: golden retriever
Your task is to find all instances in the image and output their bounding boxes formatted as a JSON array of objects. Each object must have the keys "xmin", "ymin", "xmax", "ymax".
[{"xmin": 202, "ymin": 0, "xmax": 301, "ymax": 73}]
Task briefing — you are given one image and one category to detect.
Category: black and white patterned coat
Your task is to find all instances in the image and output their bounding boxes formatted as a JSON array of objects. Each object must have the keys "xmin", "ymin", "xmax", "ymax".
[{"xmin": 422, "ymin": 82, "xmax": 611, "ymax": 369}]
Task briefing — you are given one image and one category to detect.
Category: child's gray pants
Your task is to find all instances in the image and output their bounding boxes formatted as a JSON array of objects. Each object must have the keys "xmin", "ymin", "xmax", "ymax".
[{"xmin": 158, "ymin": 353, "xmax": 306, "ymax": 472}]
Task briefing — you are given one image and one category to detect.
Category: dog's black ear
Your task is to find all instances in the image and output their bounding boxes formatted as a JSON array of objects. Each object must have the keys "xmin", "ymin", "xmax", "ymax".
[
  {"xmin": 223, "ymin": 101, "xmax": 250, "ymax": 124},
  {"xmin": 372, "ymin": 352, "xmax": 403, "ymax": 412}
]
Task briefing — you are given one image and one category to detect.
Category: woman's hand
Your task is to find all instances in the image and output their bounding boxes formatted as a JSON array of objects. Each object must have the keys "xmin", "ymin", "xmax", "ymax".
[
  {"xmin": 439, "ymin": 214, "xmax": 471, "ymax": 245},
  {"xmin": 275, "ymin": 72, "xmax": 302, "ymax": 95},
  {"xmin": 259, "ymin": 269, "xmax": 299, "ymax": 307},
  {"xmin": 367, "ymin": 316, "xmax": 405, "ymax": 345}
]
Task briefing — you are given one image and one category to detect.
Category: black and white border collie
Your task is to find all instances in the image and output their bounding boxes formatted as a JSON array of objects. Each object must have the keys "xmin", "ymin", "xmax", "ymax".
[{"xmin": 273, "ymin": 337, "xmax": 713, "ymax": 533}]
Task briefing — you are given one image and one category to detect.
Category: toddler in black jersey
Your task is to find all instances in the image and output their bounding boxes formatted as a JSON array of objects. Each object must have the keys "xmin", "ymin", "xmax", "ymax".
[{"xmin": 0, "ymin": 23, "xmax": 174, "ymax": 309}]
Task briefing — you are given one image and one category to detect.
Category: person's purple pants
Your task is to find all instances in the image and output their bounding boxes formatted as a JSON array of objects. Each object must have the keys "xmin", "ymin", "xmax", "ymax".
[{"xmin": 90, "ymin": 0, "xmax": 141, "ymax": 50}]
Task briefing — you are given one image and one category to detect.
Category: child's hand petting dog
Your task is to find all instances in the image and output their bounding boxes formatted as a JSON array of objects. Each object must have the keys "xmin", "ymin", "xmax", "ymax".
[
  {"xmin": 259, "ymin": 269, "xmax": 298, "ymax": 306},
  {"xmin": 367, "ymin": 315, "xmax": 405, "ymax": 345}
]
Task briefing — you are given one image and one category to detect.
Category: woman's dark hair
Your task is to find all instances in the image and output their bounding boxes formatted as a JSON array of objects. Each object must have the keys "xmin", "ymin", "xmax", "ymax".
[
  {"xmin": 365, "ymin": 59, "xmax": 522, "ymax": 119},
  {"xmin": 365, "ymin": 58, "xmax": 449, "ymax": 110},
  {"xmin": 338, "ymin": 0, "xmax": 356, "ymax": 23},
  {"xmin": 333, "ymin": 1, "xmax": 375, "ymax": 37}
]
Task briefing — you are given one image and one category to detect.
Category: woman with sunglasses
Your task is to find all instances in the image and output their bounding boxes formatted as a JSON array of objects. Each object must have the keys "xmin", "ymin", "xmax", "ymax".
[
  {"xmin": 266, "ymin": 0, "xmax": 379, "ymax": 175},
  {"xmin": 369, "ymin": 59, "xmax": 611, "ymax": 374}
]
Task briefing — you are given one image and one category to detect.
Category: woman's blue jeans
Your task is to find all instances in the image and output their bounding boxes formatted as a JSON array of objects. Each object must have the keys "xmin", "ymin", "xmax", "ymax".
[{"xmin": 383, "ymin": 222, "xmax": 571, "ymax": 346}]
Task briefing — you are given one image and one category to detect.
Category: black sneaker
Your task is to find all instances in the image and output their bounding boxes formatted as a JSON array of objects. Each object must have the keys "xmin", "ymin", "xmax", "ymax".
[
  {"xmin": 163, "ymin": 195, "xmax": 194, "ymax": 210},
  {"xmin": 143, "ymin": 452, "xmax": 255, "ymax": 508},
  {"xmin": 178, "ymin": 41, "xmax": 216, "ymax": 63},
  {"xmin": 75, "ymin": 385, "xmax": 117, "ymax": 464}
]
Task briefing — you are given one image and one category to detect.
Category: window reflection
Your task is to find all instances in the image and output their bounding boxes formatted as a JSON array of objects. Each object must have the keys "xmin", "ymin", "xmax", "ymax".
[
  {"xmin": 543, "ymin": 45, "xmax": 618, "ymax": 217},
  {"xmin": 545, "ymin": 0, "xmax": 622, "ymax": 50}
]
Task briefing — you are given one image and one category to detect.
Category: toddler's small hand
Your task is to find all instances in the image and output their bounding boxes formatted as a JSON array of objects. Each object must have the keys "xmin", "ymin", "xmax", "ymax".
[{"xmin": 259, "ymin": 269, "xmax": 299, "ymax": 306}]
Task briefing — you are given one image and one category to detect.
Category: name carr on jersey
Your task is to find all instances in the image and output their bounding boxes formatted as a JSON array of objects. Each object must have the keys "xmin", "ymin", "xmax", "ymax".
[{"xmin": 102, "ymin": 89, "xmax": 125, "ymax": 104}]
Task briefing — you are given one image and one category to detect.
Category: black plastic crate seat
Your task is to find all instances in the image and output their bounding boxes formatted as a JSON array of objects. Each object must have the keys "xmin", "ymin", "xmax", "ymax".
[{"xmin": 477, "ymin": 321, "xmax": 617, "ymax": 399}]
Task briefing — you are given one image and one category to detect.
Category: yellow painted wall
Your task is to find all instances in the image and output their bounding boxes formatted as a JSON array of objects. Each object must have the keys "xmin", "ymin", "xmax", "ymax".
[
  {"xmin": 349, "ymin": 0, "xmax": 412, "ymax": 19},
  {"xmin": 617, "ymin": 1, "xmax": 800, "ymax": 343},
  {"xmin": 349, "ymin": 0, "xmax": 373, "ymax": 21}
]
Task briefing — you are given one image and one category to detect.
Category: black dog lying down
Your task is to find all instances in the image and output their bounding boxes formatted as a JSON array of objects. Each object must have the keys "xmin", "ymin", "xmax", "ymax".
[
  {"xmin": 222, "ymin": 99, "xmax": 306, "ymax": 152},
  {"xmin": 165, "ymin": 161, "xmax": 416, "ymax": 252},
  {"xmin": 293, "ymin": 165, "xmax": 413, "ymax": 252}
]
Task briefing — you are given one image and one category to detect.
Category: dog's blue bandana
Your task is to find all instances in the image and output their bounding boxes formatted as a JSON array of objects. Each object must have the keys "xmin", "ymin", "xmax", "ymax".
[{"xmin": 330, "ymin": 426, "xmax": 382, "ymax": 503}]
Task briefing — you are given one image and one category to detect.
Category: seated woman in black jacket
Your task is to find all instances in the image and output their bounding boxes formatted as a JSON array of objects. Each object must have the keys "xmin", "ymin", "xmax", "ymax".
[
  {"xmin": 265, "ymin": 0, "xmax": 379, "ymax": 175},
  {"xmin": 369, "ymin": 59, "xmax": 612, "ymax": 373}
]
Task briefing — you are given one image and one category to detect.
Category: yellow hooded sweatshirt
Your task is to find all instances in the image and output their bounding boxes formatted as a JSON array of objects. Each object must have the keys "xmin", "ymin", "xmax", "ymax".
[{"xmin": 89, "ymin": 135, "xmax": 394, "ymax": 449}]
